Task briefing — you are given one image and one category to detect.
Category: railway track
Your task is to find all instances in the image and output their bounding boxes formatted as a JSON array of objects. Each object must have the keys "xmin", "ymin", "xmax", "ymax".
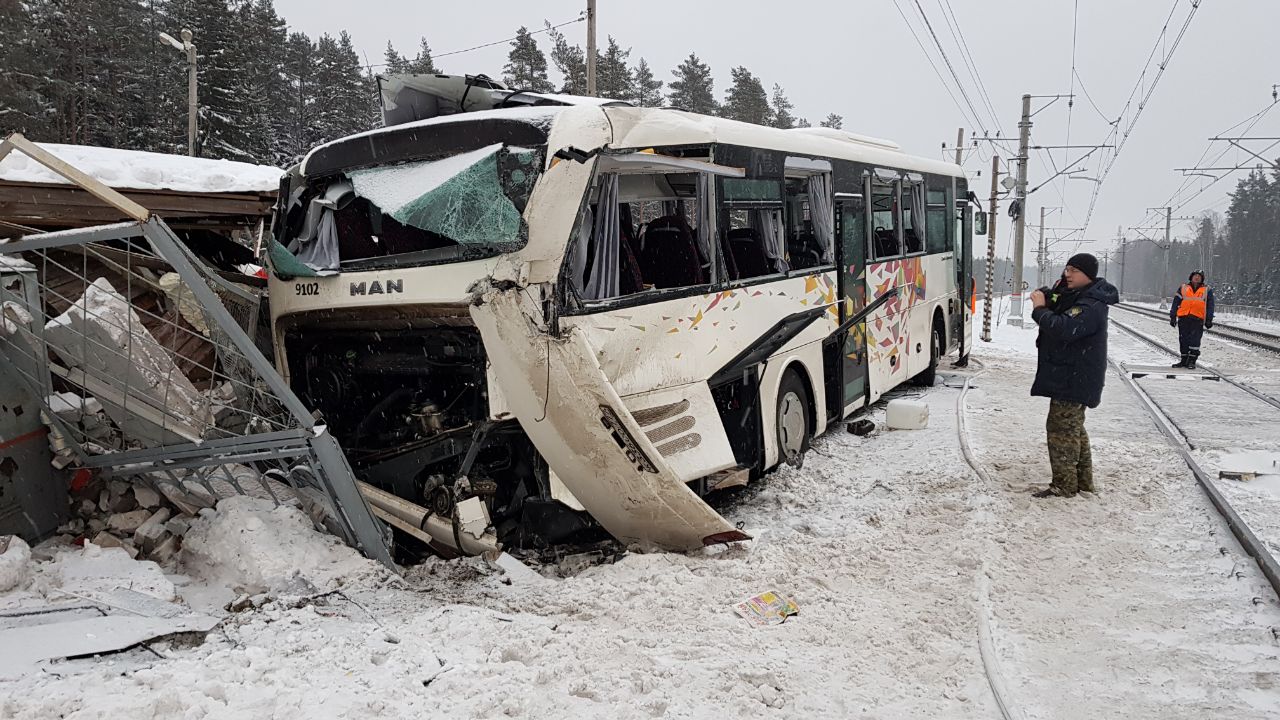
[
  {"xmin": 1108, "ymin": 317, "xmax": 1280, "ymax": 601},
  {"xmin": 1115, "ymin": 302, "xmax": 1280, "ymax": 355}
]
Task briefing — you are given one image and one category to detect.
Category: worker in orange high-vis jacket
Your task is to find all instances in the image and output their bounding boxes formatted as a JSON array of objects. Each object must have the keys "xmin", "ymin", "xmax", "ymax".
[{"xmin": 1169, "ymin": 270, "xmax": 1215, "ymax": 369}]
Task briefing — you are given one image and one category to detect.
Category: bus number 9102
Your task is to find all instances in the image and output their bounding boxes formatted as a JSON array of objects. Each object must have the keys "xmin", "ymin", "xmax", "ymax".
[{"xmin": 294, "ymin": 282, "xmax": 320, "ymax": 296}]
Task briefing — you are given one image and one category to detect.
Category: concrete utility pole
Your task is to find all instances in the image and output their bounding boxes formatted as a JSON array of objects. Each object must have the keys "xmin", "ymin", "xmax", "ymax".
[
  {"xmin": 585, "ymin": 0, "xmax": 597, "ymax": 97},
  {"xmin": 982, "ymin": 153, "xmax": 1000, "ymax": 342},
  {"xmin": 1036, "ymin": 206, "xmax": 1046, "ymax": 288},
  {"xmin": 1116, "ymin": 229, "xmax": 1127, "ymax": 297},
  {"xmin": 159, "ymin": 29, "xmax": 198, "ymax": 156},
  {"xmin": 954, "ymin": 127, "xmax": 965, "ymax": 165},
  {"xmin": 1009, "ymin": 94, "xmax": 1031, "ymax": 326}
]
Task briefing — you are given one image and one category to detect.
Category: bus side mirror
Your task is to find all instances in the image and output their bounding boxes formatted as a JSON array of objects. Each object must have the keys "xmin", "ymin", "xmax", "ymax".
[{"xmin": 974, "ymin": 211, "xmax": 988, "ymax": 236}]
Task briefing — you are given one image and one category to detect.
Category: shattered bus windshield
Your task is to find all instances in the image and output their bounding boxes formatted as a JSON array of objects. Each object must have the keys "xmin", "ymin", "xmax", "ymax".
[{"xmin": 274, "ymin": 143, "xmax": 541, "ymax": 275}]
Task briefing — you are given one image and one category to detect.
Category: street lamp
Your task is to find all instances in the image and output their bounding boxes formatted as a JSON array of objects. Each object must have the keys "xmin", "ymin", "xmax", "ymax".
[{"xmin": 159, "ymin": 29, "xmax": 197, "ymax": 156}]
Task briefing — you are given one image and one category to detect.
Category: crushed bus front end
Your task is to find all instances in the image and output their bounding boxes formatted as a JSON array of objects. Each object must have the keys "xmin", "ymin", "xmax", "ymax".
[{"xmin": 267, "ymin": 102, "xmax": 747, "ymax": 554}]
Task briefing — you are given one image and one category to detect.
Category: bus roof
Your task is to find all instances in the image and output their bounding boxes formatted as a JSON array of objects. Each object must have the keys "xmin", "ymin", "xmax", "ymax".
[{"xmin": 302, "ymin": 104, "xmax": 965, "ymax": 181}]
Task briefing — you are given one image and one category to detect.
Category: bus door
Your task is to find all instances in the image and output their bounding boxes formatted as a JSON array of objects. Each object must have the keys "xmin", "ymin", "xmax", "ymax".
[{"xmin": 836, "ymin": 193, "xmax": 869, "ymax": 413}]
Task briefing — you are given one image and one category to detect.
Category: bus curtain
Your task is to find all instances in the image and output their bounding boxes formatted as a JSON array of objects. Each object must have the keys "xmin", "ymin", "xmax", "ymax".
[
  {"xmin": 807, "ymin": 173, "xmax": 834, "ymax": 263},
  {"xmin": 753, "ymin": 208, "xmax": 789, "ymax": 274},
  {"xmin": 582, "ymin": 173, "xmax": 621, "ymax": 300}
]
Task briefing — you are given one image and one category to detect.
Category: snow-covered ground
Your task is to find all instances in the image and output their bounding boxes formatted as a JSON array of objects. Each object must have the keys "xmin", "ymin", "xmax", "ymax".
[{"xmin": 3, "ymin": 297, "xmax": 1279, "ymax": 719}]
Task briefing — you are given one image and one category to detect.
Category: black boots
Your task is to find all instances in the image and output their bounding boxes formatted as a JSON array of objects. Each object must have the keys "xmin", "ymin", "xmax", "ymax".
[
  {"xmin": 1172, "ymin": 355, "xmax": 1189, "ymax": 368},
  {"xmin": 1187, "ymin": 357, "xmax": 1197, "ymax": 370}
]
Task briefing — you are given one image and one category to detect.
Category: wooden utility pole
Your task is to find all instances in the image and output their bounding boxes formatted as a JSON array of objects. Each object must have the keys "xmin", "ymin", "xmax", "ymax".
[
  {"xmin": 954, "ymin": 127, "xmax": 965, "ymax": 165},
  {"xmin": 982, "ymin": 153, "xmax": 1000, "ymax": 342},
  {"xmin": 586, "ymin": 0, "xmax": 597, "ymax": 97}
]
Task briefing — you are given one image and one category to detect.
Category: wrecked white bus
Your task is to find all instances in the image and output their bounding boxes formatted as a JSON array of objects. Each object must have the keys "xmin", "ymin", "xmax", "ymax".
[{"xmin": 266, "ymin": 75, "xmax": 979, "ymax": 554}]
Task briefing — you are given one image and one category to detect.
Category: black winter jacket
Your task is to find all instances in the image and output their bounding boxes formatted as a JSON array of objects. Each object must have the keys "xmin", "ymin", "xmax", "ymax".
[{"xmin": 1030, "ymin": 277, "xmax": 1120, "ymax": 409}]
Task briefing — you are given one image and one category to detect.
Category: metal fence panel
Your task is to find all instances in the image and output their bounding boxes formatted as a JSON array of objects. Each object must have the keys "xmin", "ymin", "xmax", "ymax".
[{"xmin": 0, "ymin": 217, "xmax": 393, "ymax": 566}]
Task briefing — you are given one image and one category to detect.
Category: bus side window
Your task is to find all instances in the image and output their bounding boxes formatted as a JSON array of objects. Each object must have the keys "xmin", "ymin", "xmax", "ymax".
[
  {"xmin": 925, "ymin": 185, "xmax": 949, "ymax": 254},
  {"xmin": 870, "ymin": 183, "xmax": 899, "ymax": 259},
  {"xmin": 719, "ymin": 178, "xmax": 789, "ymax": 280},
  {"xmin": 902, "ymin": 181, "xmax": 925, "ymax": 255}
]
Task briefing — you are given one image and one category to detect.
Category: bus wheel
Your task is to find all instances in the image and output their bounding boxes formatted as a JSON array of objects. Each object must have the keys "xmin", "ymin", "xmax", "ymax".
[
  {"xmin": 912, "ymin": 322, "xmax": 943, "ymax": 387},
  {"xmin": 776, "ymin": 370, "xmax": 811, "ymax": 468}
]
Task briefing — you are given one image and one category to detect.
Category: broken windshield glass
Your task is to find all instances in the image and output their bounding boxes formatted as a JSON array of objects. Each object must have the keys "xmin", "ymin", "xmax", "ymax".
[{"xmin": 273, "ymin": 144, "xmax": 541, "ymax": 276}]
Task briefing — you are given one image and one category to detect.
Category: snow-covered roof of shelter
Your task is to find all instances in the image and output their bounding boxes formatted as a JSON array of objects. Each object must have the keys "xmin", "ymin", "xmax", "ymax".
[{"xmin": 0, "ymin": 143, "xmax": 282, "ymax": 194}]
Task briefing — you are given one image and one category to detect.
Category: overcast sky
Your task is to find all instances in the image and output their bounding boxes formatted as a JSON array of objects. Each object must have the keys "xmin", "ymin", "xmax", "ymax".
[{"xmin": 275, "ymin": 0, "xmax": 1280, "ymax": 269}]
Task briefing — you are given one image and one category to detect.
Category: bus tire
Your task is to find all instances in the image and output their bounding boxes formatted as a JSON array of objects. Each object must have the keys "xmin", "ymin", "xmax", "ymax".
[
  {"xmin": 912, "ymin": 320, "xmax": 943, "ymax": 387},
  {"xmin": 775, "ymin": 369, "xmax": 812, "ymax": 468}
]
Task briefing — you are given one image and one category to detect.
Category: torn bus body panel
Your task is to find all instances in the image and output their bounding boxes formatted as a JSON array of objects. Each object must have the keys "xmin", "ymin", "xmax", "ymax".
[{"xmin": 469, "ymin": 279, "xmax": 748, "ymax": 552}]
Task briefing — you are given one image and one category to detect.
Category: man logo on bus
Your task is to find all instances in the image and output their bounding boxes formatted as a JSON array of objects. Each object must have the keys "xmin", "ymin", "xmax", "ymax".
[{"xmin": 350, "ymin": 279, "xmax": 404, "ymax": 296}]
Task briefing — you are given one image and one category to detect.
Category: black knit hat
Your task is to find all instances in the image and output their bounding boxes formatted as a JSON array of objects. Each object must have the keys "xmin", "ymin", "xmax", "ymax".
[
  {"xmin": 1188, "ymin": 270, "xmax": 1205, "ymax": 283},
  {"xmin": 1066, "ymin": 253, "xmax": 1099, "ymax": 280}
]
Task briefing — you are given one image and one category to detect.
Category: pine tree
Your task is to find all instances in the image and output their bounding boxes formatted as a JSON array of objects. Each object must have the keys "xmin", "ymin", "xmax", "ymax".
[
  {"xmin": 406, "ymin": 37, "xmax": 437, "ymax": 74},
  {"xmin": 796, "ymin": 117, "xmax": 811, "ymax": 128},
  {"xmin": 769, "ymin": 84, "xmax": 795, "ymax": 129},
  {"xmin": 595, "ymin": 36, "xmax": 632, "ymax": 101},
  {"xmin": 546, "ymin": 21, "xmax": 585, "ymax": 94},
  {"xmin": 820, "ymin": 113, "xmax": 844, "ymax": 129},
  {"xmin": 383, "ymin": 41, "xmax": 409, "ymax": 74},
  {"xmin": 630, "ymin": 57, "xmax": 663, "ymax": 107},
  {"xmin": 310, "ymin": 31, "xmax": 373, "ymax": 146},
  {"xmin": 667, "ymin": 53, "xmax": 716, "ymax": 115},
  {"xmin": 503, "ymin": 26, "xmax": 554, "ymax": 92},
  {"xmin": 721, "ymin": 66, "xmax": 771, "ymax": 125},
  {"xmin": 278, "ymin": 31, "xmax": 316, "ymax": 162},
  {"xmin": 0, "ymin": 0, "xmax": 46, "ymax": 135}
]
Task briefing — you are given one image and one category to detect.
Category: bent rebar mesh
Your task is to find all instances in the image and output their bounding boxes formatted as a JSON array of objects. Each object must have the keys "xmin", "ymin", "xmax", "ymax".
[{"xmin": 0, "ymin": 218, "xmax": 392, "ymax": 566}]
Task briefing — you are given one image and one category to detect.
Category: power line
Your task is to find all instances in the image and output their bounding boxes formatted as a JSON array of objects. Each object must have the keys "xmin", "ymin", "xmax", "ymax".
[
  {"xmin": 1079, "ymin": 0, "xmax": 1203, "ymax": 235},
  {"xmin": 364, "ymin": 14, "xmax": 586, "ymax": 71},
  {"xmin": 890, "ymin": 0, "xmax": 982, "ymax": 131},
  {"xmin": 1064, "ymin": 0, "xmax": 1079, "ymax": 168},
  {"xmin": 910, "ymin": 0, "xmax": 993, "ymax": 136},
  {"xmin": 938, "ymin": 0, "xmax": 1004, "ymax": 134}
]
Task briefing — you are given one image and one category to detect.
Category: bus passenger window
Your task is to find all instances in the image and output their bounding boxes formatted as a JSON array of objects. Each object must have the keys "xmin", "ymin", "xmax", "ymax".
[
  {"xmin": 784, "ymin": 173, "xmax": 834, "ymax": 271},
  {"xmin": 720, "ymin": 178, "xmax": 788, "ymax": 280},
  {"xmin": 571, "ymin": 170, "xmax": 713, "ymax": 300},
  {"xmin": 926, "ymin": 187, "xmax": 949, "ymax": 254},
  {"xmin": 902, "ymin": 182, "xmax": 925, "ymax": 254},
  {"xmin": 870, "ymin": 184, "xmax": 899, "ymax": 259}
]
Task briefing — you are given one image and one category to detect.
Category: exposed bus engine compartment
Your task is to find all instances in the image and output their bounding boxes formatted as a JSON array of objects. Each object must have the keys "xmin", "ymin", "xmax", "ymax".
[{"xmin": 281, "ymin": 321, "xmax": 596, "ymax": 550}]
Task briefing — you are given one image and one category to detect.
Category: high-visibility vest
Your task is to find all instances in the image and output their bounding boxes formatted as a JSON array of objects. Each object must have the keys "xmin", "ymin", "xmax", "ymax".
[{"xmin": 1176, "ymin": 284, "xmax": 1208, "ymax": 319}]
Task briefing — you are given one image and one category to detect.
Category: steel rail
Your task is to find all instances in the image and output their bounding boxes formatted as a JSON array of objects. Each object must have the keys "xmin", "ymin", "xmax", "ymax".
[{"xmin": 1115, "ymin": 302, "xmax": 1280, "ymax": 354}]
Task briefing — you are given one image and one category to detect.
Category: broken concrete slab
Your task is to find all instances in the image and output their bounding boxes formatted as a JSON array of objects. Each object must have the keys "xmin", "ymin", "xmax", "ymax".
[
  {"xmin": 107, "ymin": 509, "xmax": 151, "ymax": 534},
  {"xmin": 89, "ymin": 531, "xmax": 124, "ymax": 549},
  {"xmin": 132, "ymin": 483, "xmax": 161, "ymax": 509},
  {"xmin": 133, "ymin": 508, "xmax": 172, "ymax": 551},
  {"xmin": 43, "ymin": 277, "xmax": 211, "ymax": 446}
]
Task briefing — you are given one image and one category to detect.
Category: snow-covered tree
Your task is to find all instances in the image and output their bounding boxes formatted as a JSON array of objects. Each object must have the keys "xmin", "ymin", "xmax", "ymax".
[
  {"xmin": 769, "ymin": 84, "xmax": 795, "ymax": 129},
  {"xmin": 820, "ymin": 113, "xmax": 844, "ymax": 129},
  {"xmin": 721, "ymin": 66, "xmax": 771, "ymax": 125},
  {"xmin": 630, "ymin": 57, "xmax": 663, "ymax": 107},
  {"xmin": 668, "ymin": 53, "xmax": 716, "ymax": 115},
  {"xmin": 546, "ymin": 21, "xmax": 585, "ymax": 95},
  {"xmin": 503, "ymin": 27, "xmax": 554, "ymax": 92},
  {"xmin": 595, "ymin": 36, "xmax": 632, "ymax": 101}
]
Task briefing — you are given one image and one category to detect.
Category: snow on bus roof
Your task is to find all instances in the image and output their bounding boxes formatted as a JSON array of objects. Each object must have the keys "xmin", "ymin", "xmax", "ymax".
[
  {"xmin": 0, "ymin": 143, "xmax": 282, "ymax": 194},
  {"xmin": 601, "ymin": 107, "xmax": 963, "ymax": 177}
]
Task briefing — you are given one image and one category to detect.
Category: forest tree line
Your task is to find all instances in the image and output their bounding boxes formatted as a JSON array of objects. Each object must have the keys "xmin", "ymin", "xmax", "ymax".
[
  {"xmin": 1115, "ymin": 167, "xmax": 1280, "ymax": 309},
  {"xmin": 1, "ymin": 0, "xmax": 845, "ymax": 168}
]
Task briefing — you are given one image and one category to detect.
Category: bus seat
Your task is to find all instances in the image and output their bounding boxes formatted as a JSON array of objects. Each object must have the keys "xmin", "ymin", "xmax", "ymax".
[
  {"xmin": 640, "ymin": 215, "xmax": 704, "ymax": 288},
  {"xmin": 728, "ymin": 227, "xmax": 773, "ymax": 278},
  {"xmin": 788, "ymin": 231, "xmax": 823, "ymax": 270},
  {"xmin": 719, "ymin": 227, "xmax": 740, "ymax": 280},
  {"xmin": 619, "ymin": 215, "xmax": 645, "ymax": 295}
]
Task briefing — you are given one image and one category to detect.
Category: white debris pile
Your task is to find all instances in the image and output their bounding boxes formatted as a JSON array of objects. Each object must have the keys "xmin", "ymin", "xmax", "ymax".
[
  {"xmin": 59, "ymin": 477, "xmax": 191, "ymax": 564},
  {"xmin": 181, "ymin": 496, "xmax": 386, "ymax": 597},
  {"xmin": 0, "ymin": 142, "xmax": 282, "ymax": 193},
  {"xmin": 44, "ymin": 277, "xmax": 210, "ymax": 446},
  {"xmin": 0, "ymin": 536, "xmax": 32, "ymax": 593}
]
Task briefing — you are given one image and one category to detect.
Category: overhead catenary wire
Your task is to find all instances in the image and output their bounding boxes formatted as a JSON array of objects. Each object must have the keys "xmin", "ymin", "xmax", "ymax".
[
  {"xmin": 1079, "ymin": 0, "xmax": 1204, "ymax": 236},
  {"xmin": 891, "ymin": 0, "xmax": 984, "ymax": 132},
  {"xmin": 910, "ymin": 0, "xmax": 995, "ymax": 137},
  {"xmin": 937, "ymin": 0, "xmax": 1004, "ymax": 135}
]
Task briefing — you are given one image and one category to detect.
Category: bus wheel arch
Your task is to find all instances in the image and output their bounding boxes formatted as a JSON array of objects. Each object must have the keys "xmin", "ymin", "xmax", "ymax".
[
  {"xmin": 774, "ymin": 363, "xmax": 815, "ymax": 468},
  {"xmin": 912, "ymin": 309, "xmax": 946, "ymax": 387}
]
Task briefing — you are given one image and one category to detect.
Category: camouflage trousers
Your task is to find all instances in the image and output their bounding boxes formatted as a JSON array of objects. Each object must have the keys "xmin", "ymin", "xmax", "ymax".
[{"xmin": 1046, "ymin": 399, "xmax": 1094, "ymax": 495}]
